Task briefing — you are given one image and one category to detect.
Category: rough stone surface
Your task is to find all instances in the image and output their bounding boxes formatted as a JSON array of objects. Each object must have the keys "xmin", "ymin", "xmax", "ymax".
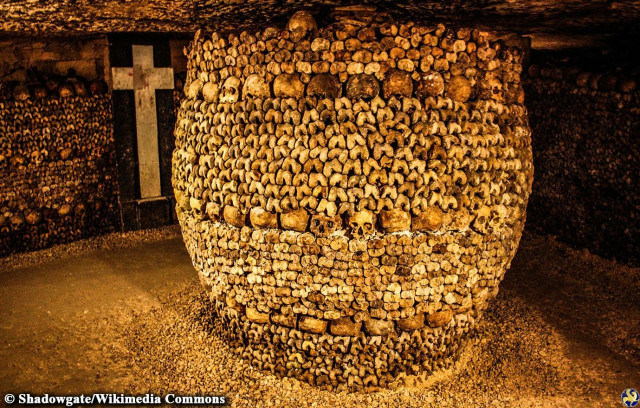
[
  {"xmin": 0, "ymin": 96, "xmax": 119, "ymax": 256},
  {"xmin": 1, "ymin": 2, "xmax": 639, "ymax": 51},
  {"xmin": 525, "ymin": 62, "xmax": 640, "ymax": 265}
]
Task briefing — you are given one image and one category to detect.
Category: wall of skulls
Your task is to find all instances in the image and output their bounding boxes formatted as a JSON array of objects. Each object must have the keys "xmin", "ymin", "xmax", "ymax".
[
  {"xmin": 0, "ymin": 95, "xmax": 119, "ymax": 256},
  {"xmin": 174, "ymin": 11, "xmax": 533, "ymax": 389},
  {"xmin": 525, "ymin": 65, "xmax": 640, "ymax": 264}
]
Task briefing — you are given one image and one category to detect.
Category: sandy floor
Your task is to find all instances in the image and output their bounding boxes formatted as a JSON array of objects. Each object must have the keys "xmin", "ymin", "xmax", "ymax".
[{"xmin": 0, "ymin": 228, "xmax": 638, "ymax": 407}]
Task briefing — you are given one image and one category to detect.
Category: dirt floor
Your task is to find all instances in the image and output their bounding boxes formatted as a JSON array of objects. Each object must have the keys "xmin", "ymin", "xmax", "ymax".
[{"xmin": 0, "ymin": 227, "xmax": 639, "ymax": 407}]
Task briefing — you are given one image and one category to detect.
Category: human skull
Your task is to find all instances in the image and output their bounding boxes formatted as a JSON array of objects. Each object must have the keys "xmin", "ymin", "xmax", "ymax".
[
  {"xmin": 200, "ymin": 82, "xmax": 217, "ymax": 103},
  {"xmin": 280, "ymin": 209, "xmax": 310, "ymax": 232},
  {"xmin": 25, "ymin": 210, "xmax": 42, "ymax": 225},
  {"xmin": 450, "ymin": 207, "xmax": 472, "ymax": 231},
  {"xmin": 445, "ymin": 75, "xmax": 471, "ymax": 102},
  {"xmin": 13, "ymin": 85, "xmax": 30, "ymax": 101},
  {"xmin": 471, "ymin": 205, "xmax": 491, "ymax": 233},
  {"xmin": 273, "ymin": 73, "xmax": 305, "ymax": 98},
  {"xmin": 287, "ymin": 11, "xmax": 317, "ymax": 37},
  {"xmin": 186, "ymin": 78, "xmax": 203, "ymax": 99},
  {"xmin": 310, "ymin": 214, "xmax": 342, "ymax": 237},
  {"xmin": 72, "ymin": 80, "xmax": 88, "ymax": 97},
  {"xmin": 250, "ymin": 207, "xmax": 278, "ymax": 228},
  {"xmin": 33, "ymin": 86, "xmax": 49, "ymax": 100},
  {"xmin": 9, "ymin": 212, "xmax": 25, "ymax": 231},
  {"xmin": 89, "ymin": 80, "xmax": 107, "ymax": 96},
  {"xmin": 411, "ymin": 207, "xmax": 443, "ymax": 232},
  {"xmin": 488, "ymin": 204, "xmax": 508, "ymax": 230},
  {"xmin": 220, "ymin": 77, "xmax": 241, "ymax": 103},
  {"xmin": 58, "ymin": 83, "xmax": 75, "ymax": 98},
  {"xmin": 223, "ymin": 205, "xmax": 246, "ymax": 227},
  {"xmin": 346, "ymin": 74, "xmax": 380, "ymax": 99},
  {"xmin": 45, "ymin": 78, "xmax": 60, "ymax": 93},
  {"xmin": 242, "ymin": 74, "xmax": 271, "ymax": 99},
  {"xmin": 348, "ymin": 210, "xmax": 376, "ymax": 239},
  {"xmin": 58, "ymin": 204, "xmax": 72, "ymax": 217},
  {"xmin": 306, "ymin": 74, "xmax": 341, "ymax": 98},
  {"xmin": 378, "ymin": 209, "xmax": 411, "ymax": 232},
  {"xmin": 382, "ymin": 70, "xmax": 413, "ymax": 98},
  {"xmin": 415, "ymin": 71, "xmax": 444, "ymax": 98}
]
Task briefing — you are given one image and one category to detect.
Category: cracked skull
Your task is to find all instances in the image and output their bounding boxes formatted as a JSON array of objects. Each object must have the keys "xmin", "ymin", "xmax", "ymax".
[
  {"xmin": 243, "ymin": 74, "xmax": 271, "ymax": 99},
  {"xmin": 310, "ymin": 214, "xmax": 342, "ymax": 237},
  {"xmin": 348, "ymin": 210, "xmax": 376, "ymax": 239}
]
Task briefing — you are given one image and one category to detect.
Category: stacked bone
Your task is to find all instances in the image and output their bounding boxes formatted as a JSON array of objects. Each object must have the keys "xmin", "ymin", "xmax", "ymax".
[
  {"xmin": 0, "ymin": 95, "xmax": 119, "ymax": 256},
  {"xmin": 173, "ymin": 10, "xmax": 533, "ymax": 390},
  {"xmin": 525, "ymin": 62, "xmax": 640, "ymax": 264},
  {"xmin": 0, "ymin": 73, "xmax": 108, "ymax": 102}
]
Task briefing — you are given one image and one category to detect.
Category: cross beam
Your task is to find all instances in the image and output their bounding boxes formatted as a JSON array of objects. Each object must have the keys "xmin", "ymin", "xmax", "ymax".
[{"xmin": 112, "ymin": 45, "xmax": 174, "ymax": 199}]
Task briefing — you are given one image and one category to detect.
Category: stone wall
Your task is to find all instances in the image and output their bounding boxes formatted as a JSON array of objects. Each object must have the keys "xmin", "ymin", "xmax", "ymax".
[
  {"xmin": 0, "ymin": 36, "xmax": 109, "ymax": 84},
  {"xmin": 525, "ymin": 65, "xmax": 640, "ymax": 264},
  {"xmin": 0, "ymin": 96, "xmax": 118, "ymax": 257},
  {"xmin": 0, "ymin": 35, "xmax": 118, "ymax": 256}
]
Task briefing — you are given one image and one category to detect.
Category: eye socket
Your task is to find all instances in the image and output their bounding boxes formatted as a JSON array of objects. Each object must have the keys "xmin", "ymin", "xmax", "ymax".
[
  {"xmin": 365, "ymin": 222, "xmax": 372, "ymax": 228},
  {"xmin": 327, "ymin": 221, "xmax": 334, "ymax": 228},
  {"xmin": 313, "ymin": 219, "xmax": 320, "ymax": 226}
]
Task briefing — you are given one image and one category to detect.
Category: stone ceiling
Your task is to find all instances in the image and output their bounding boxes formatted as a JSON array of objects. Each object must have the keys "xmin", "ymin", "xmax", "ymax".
[{"xmin": 0, "ymin": 0, "xmax": 639, "ymax": 50}]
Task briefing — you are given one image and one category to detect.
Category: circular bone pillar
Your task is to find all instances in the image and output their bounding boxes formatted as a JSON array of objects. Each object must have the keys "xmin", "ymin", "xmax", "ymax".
[{"xmin": 173, "ymin": 11, "xmax": 533, "ymax": 390}]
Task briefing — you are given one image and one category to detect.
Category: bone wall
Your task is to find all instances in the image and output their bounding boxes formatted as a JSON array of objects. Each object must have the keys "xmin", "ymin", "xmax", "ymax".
[
  {"xmin": 0, "ymin": 95, "xmax": 119, "ymax": 257},
  {"xmin": 525, "ymin": 64, "xmax": 640, "ymax": 264},
  {"xmin": 174, "ymin": 10, "xmax": 533, "ymax": 390}
]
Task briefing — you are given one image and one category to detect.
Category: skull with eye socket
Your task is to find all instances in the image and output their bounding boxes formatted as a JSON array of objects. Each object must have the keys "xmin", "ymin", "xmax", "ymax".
[
  {"xmin": 471, "ymin": 205, "xmax": 491, "ymax": 234},
  {"xmin": 348, "ymin": 210, "xmax": 376, "ymax": 239},
  {"xmin": 309, "ymin": 214, "xmax": 342, "ymax": 237}
]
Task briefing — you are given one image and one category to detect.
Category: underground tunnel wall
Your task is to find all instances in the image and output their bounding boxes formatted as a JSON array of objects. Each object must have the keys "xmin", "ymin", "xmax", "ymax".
[
  {"xmin": 0, "ymin": 35, "xmax": 191, "ymax": 257},
  {"xmin": 0, "ymin": 36, "xmax": 120, "ymax": 256},
  {"xmin": 0, "ymin": 96, "xmax": 120, "ymax": 257},
  {"xmin": 524, "ymin": 64, "xmax": 640, "ymax": 265}
]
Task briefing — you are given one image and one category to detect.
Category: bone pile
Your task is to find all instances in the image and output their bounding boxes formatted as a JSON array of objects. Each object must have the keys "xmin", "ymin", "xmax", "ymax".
[
  {"xmin": 0, "ymin": 93, "xmax": 119, "ymax": 256},
  {"xmin": 0, "ymin": 75, "xmax": 108, "ymax": 102},
  {"xmin": 525, "ymin": 62, "xmax": 640, "ymax": 264},
  {"xmin": 173, "ymin": 10, "xmax": 533, "ymax": 390}
]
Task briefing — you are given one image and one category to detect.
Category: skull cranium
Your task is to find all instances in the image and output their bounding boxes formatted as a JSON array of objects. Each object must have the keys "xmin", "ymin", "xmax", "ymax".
[
  {"xmin": 287, "ymin": 11, "xmax": 317, "ymax": 37},
  {"xmin": 220, "ymin": 76, "xmax": 242, "ymax": 103},
  {"xmin": 348, "ymin": 210, "xmax": 376, "ymax": 239},
  {"xmin": 346, "ymin": 74, "xmax": 380, "ymax": 99},
  {"xmin": 445, "ymin": 75, "xmax": 471, "ymax": 102},
  {"xmin": 306, "ymin": 74, "xmax": 341, "ymax": 98},
  {"xmin": 471, "ymin": 205, "xmax": 491, "ymax": 233},
  {"xmin": 382, "ymin": 70, "xmax": 413, "ymax": 98},
  {"xmin": 9, "ymin": 212, "xmax": 25, "ymax": 231},
  {"xmin": 415, "ymin": 71, "xmax": 444, "ymax": 98},
  {"xmin": 243, "ymin": 74, "xmax": 271, "ymax": 99},
  {"xmin": 273, "ymin": 73, "xmax": 305, "ymax": 98},
  {"xmin": 310, "ymin": 213, "xmax": 342, "ymax": 237},
  {"xmin": 202, "ymin": 81, "xmax": 219, "ymax": 102}
]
